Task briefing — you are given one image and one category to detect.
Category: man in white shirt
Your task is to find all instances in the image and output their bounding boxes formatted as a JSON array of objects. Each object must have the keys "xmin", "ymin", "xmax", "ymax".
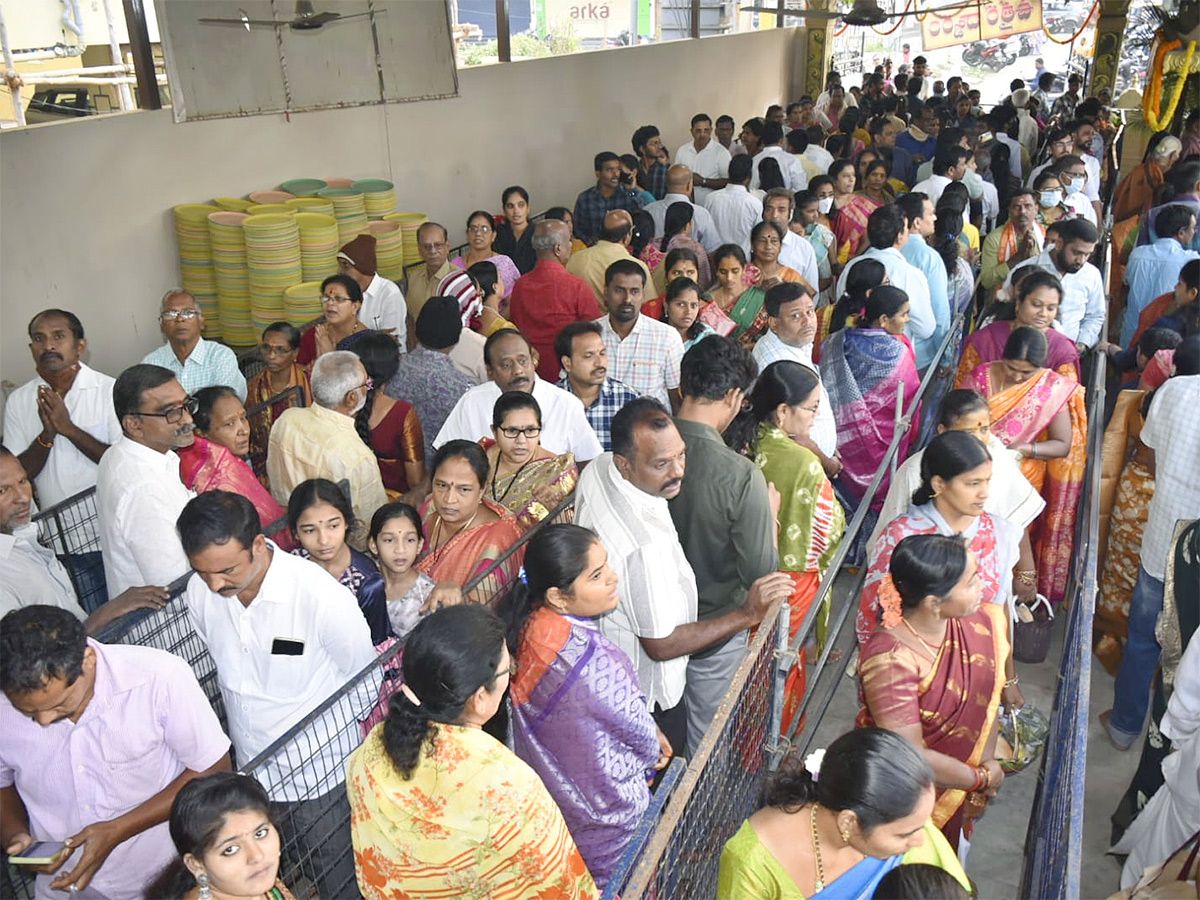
[
  {"xmin": 911, "ymin": 144, "xmax": 969, "ymax": 207},
  {"xmin": 3, "ymin": 310, "xmax": 121, "ymax": 609},
  {"xmin": 762, "ymin": 189, "xmax": 819, "ymax": 292},
  {"xmin": 674, "ymin": 113, "xmax": 731, "ymax": 205},
  {"xmin": 1007, "ymin": 217, "xmax": 1106, "ymax": 349},
  {"xmin": 1070, "ymin": 118, "xmax": 1104, "ymax": 224},
  {"xmin": 751, "ymin": 121, "xmax": 807, "ymax": 192},
  {"xmin": 577, "ymin": 398, "xmax": 763, "ymax": 756},
  {"xmin": 96, "ymin": 364, "xmax": 196, "ymax": 598},
  {"xmin": 836, "ymin": 204, "xmax": 936, "ymax": 364},
  {"xmin": 703, "ymin": 154, "xmax": 761, "ymax": 254},
  {"xmin": 1050, "ymin": 156, "xmax": 1098, "ymax": 226},
  {"xmin": 337, "ymin": 233, "xmax": 407, "ymax": 347},
  {"xmin": 803, "ymin": 129, "xmax": 835, "ymax": 176},
  {"xmin": 178, "ymin": 490, "xmax": 375, "ymax": 899},
  {"xmin": 595, "ymin": 260, "xmax": 684, "ymax": 408},
  {"xmin": 435, "ymin": 329, "xmax": 603, "ymax": 462},
  {"xmin": 751, "ymin": 284, "xmax": 839, "ymax": 468},
  {"xmin": 643, "ymin": 166, "xmax": 722, "ymax": 254},
  {"xmin": 141, "ymin": 289, "xmax": 246, "ymax": 401}
]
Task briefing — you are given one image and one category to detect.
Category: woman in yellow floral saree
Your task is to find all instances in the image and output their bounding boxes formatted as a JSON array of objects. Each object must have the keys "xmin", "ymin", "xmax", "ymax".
[{"xmin": 346, "ymin": 605, "xmax": 597, "ymax": 900}]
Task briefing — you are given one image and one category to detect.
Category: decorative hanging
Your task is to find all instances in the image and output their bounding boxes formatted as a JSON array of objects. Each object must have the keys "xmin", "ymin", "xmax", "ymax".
[
  {"xmin": 1144, "ymin": 36, "xmax": 1197, "ymax": 133},
  {"xmin": 1041, "ymin": 0, "xmax": 1098, "ymax": 45}
]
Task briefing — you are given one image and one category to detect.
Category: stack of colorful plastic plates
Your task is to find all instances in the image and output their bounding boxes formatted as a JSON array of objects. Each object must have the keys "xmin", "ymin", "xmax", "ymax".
[
  {"xmin": 279, "ymin": 178, "xmax": 327, "ymax": 198},
  {"xmin": 214, "ymin": 197, "xmax": 253, "ymax": 212},
  {"xmin": 385, "ymin": 212, "xmax": 428, "ymax": 266},
  {"xmin": 174, "ymin": 203, "xmax": 221, "ymax": 336},
  {"xmin": 243, "ymin": 214, "xmax": 302, "ymax": 333},
  {"xmin": 354, "ymin": 178, "xmax": 397, "ymax": 219},
  {"xmin": 369, "ymin": 220, "xmax": 405, "ymax": 281},
  {"xmin": 248, "ymin": 189, "xmax": 295, "ymax": 205},
  {"xmin": 284, "ymin": 281, "xmax": 324, "ymax": 327},
  {"xmin": 285, "ymin": 197, "xmax": 335, "ymax": 217},
  {"xmin": 323, "ymin": 177, "xmax": 354, "ymax": 189},
  {"xmin": 246, "ymin": 203, "xmax": 295, "ymax": 216},
  {"xmin": 317, "ymin": 188, "xmax": 368, "ymax": 245},
  {"xmin": 294, "ymin": 212, "xmax": 340, "ymax": 283},
  {"xmin": 207, "ymin": 211, "xmax": 255, "ymax": 347}
]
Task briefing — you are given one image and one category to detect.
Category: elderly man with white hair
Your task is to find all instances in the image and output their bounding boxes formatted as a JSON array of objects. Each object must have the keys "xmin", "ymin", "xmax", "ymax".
[
  {"xmin": 266, "ymin": 350, "xmax": 386, "ymax": 549},
  {"xmin": 141, "ymin": 288, "xmax": 246, "ymax": 400}
]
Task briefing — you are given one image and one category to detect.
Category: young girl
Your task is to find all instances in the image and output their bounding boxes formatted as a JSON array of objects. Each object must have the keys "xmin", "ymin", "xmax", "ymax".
[
  {"xmin": 662, "ymin": 276, "xmax": 716, "ymax": 351},
  {"xmin": 361, "ymin": 502, "xmax": 439, "ymax": 639},
  {"xmin": 288, "ymin": 478, "xmax": 388, "ymax": 644}
]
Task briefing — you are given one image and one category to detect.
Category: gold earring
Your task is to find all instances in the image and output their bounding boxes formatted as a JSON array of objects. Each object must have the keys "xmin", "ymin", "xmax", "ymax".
[{"xmin": 840, "ymin": 829, "xmax": 851, "ymax": 843}]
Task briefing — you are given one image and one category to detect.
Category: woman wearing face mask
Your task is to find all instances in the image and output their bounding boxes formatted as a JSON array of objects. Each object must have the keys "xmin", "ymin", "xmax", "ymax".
[
  {"xmin": 718, "ymin": 727, "xmax": 969, "ymax": 898},
  {"xmin": 965, "ymin": 326, "xmax": 1086, "ymax": 605},
  {"xmin": 795, "ymin": 189, "xmax": 838, "ymax": 301},
  {"xmin": 957, "ymin": 269, "xmax": 1081, "ymax": 385},
  {"xmin": 145, "ymin": 772, "xmax": 296, "ymax": 900},
  {"xmin": 809, "ymin": 175, "xmax": 838, "ymax": 231},
  {"xmin": 1033, "ymin": 170, "xmax": 1067, "ymax": 226},
  {"xmin": 858, "ymin": 535, "xmax": 1009, "ymax": 854},
  {"xmin": 502, "ymin": 524, "xmax": 668, "ymax": 891}
]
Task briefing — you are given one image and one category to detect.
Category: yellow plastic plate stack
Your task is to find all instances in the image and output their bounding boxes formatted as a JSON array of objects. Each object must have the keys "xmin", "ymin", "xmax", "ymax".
[
  {"xmin": 370, "ymin": 220, "xmax": 405, "ymax": 281},
  {"xmin": 317, "ymin": 187, "xmax": 368, "ymax": 245},
  {"xmin": 214, "ymin": 197, "xmax": 253, "ymax": 212},
  {"xmin": 244, "ymin": 213, "xmax": 302, "ymax": 333},
  {"xmin": 354, "ymin": 178, "xmax": 397, "ymax": 219},
  {"xmin": 295, "ymin": 212, "xmax": 340, "ymax": 282},
  {"xmin": 280, "ymin": 178, "xmax": 328, "ymax": 198},
  {"xmin": 173, "ymin": 203, "xmax": 221, "ymax": 337},
  {"xmin": 385, "ymin": 212, "xmax": 428, "ymax": 266},
  {"xmin": 284, "ymin": 281, "xmax": 324, "ymax": 327},
  {"xmin": 246, "ymin": 203, "xmax": 295, "ymax": 216},
  {"xmin": 207, "ymin": 211, "xmax": 255, "ymax": 346},
  {"xmin": 285, "ymin": 197, "xmax": 335, "ymax": 217}
]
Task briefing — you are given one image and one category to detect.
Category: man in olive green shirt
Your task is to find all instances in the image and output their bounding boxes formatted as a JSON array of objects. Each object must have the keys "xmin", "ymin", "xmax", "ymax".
[
  {"xmin": 668, "ymin": 335, "xmax": 791, "ymax": 755},
  {"xmin": 404, "ymin": 222, "xmax": 455, "ymax": 348}
]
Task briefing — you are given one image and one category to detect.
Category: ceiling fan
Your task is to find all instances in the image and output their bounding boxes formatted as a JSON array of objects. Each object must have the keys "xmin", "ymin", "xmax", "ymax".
[
  {"xmin": 199, "ymin": 0, "xmax": 381, "ymax": 31},
  {"xmin": 740, "ymin": 0, "xmax": 981, "ymax": 27}
]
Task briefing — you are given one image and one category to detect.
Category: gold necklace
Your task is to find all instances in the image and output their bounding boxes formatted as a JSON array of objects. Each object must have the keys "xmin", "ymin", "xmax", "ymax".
[
  {"xmin": 429, "ymin": 506, "xmax": 482, "ymax": 555},
  {"xmin": 810, "ymin": 803, "xmax": 826, "ymax": 893},
  {"xmin": 901, "ymin": 616, "xmax": 943, "ymax": 656}
]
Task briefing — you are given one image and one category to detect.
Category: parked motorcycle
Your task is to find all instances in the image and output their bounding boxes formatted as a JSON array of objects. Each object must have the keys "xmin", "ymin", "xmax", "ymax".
[{"xmin": 962, "ymin": 38, "xmax": 1018, "ymax": 71}]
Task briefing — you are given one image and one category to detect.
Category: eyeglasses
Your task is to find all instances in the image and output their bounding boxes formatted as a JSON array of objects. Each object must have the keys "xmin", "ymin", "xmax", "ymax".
[
  {"xmin": 355, "ymin": 378, "xmax": 375, "ymax": 394},
  {"xmin": 160, "ymin": 309, "xmax": 201, "ymax": 322},
  {"xmin": 260, "ymin": 343, "xmax": 295, "ymax": 357},
  {"xmin": 137, "ymin": 396, "xmax": 198, "ymax": 424},
  {"xmin": 467, "ymin": 224, "xmax": 493, "ymax": 234},
  {"xmin": 497, "ymin": 425, "xmax": 542, "ymax": 439},
  {"xmin": 800, "ymin": 403, "xmax": 821, "ymax": 415},
  {"xmin": 322, "ymin": 293, "xmax": 354, "ymax": 305},
  {"xmin": 498, "ymin": 660, "xmax": 518, "ymax": 679}
]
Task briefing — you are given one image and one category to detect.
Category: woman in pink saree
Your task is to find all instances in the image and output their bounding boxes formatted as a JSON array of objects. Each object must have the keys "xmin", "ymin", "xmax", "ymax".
[
  {"xmin": 181, "ymin": 386, "xmax": 294, "ymax": 549},
  {"xmin": 967, "ymin": 326, "xmax": 1086, "ymax": 604}
]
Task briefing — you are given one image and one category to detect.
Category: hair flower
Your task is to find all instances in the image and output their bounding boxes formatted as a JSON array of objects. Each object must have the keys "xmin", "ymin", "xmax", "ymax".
[
  {"xmin": 804, "ymin": 748, "xmax": 826, "ymax": 781},
  {"xmin": 878, "ymin": 574, "xmax": 904, "ymax": 630}
]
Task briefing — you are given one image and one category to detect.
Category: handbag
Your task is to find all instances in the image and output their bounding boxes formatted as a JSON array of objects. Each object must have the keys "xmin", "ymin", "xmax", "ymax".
[{"xmin": 1108, "ymin": 830, "xmax": 1200, "ymax": 899}]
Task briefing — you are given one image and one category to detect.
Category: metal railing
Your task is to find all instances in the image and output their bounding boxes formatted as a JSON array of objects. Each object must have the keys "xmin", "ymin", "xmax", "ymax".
[{"xmin": 31, "ymin": 486, "xmax": 107, "ymax": 613}]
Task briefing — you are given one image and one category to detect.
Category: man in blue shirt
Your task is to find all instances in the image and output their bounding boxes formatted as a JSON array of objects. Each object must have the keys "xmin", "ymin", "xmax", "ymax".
[
  {"xmin": 573, "ymin": 152, "xmax": 648, "ymax": 245},
  {"xmin": 1122, "ymin": 204, "xmax": 1199, "ymax": 345},
  {"xmin": 141, "ymin": 290, "xmax": 246, "ymax": 400}
]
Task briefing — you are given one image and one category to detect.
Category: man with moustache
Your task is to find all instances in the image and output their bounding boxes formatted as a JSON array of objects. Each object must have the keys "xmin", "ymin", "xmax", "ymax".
[
  {"xmin": 177, "ymin": 491, "xmax": 374, "ymax": 900},
  {"xmin": 141, "ymin": 289, "xmax": 246, "ymax": 400},
  {"xmin": 434, "ymin": 329, "xmax": 603, "ymax": 462},
  {"xmin": 3, "ymin": 310, "xmax": 121, "ymax": 608},
  {"xmin": 594, "ymin": 259, "xmax": 684, "ymax": 408},
  {"xmin": 555, "ymin": 321, "xmax": 640, "ymax": 452},
  {"xmin": 95, "ymin": 364, "xmax": 197, "ymax": 597}
]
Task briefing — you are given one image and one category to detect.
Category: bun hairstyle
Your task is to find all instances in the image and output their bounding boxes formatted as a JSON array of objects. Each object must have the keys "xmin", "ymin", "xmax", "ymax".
[
  {"xmin": 762, "ymin": 728, "xmax": 933, "ymax": 833},
  {"xmin": 383, "ymin": 605, "xmax": 507, "ymax": 780},
  {"xmin": 830, "ymin": 258, "xmax": 887, "ymax": 334},
  {"xmin": 890, "ymin": 534, "xmax": 969, "ymax": 610},
  {"xmin": 497, "ymin": 523, "xmax": 600, "ymax": 651},
  {"xmin": 912, "ymin": 431, "xmax": 991, "ymax": 506}
]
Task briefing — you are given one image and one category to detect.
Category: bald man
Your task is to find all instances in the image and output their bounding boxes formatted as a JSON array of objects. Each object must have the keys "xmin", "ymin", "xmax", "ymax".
[
  {"xmin": 566, "ymin": 210, "xmax": 654, "ymax": 307},
  {"xmin": 643, "ymin": 165, "xmax": 723, "ymax": 254}
]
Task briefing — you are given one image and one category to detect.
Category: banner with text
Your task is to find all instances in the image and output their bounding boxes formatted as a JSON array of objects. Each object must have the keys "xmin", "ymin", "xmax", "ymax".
[{"xmin": 920, "ymin": 0, "xmax": 1042, "ymax": 51}]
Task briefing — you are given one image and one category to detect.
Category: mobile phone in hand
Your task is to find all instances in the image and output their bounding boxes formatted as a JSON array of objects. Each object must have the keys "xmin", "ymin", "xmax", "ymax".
[{"xmin": 9, "ymin": 840, "xmax": 66, "ymax": 865}]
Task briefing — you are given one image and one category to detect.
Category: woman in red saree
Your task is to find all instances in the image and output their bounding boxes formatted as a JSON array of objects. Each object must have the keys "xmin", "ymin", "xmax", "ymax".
[
  {"xmin": 967, "ymin": 326, "xmax": 1086, "ymax": 605},
  {"xmin": 416, "ymin": 440, "xmax": 525, "ymax": 607},
  {"xmin": 858, "ymin": 534, "xmax": 1008, "ymax": 853},
  {"xmin": 832, "ymin": 159, "xmax": 891, "ymax": 267},
  {"xmin": 183, "ymin": 386, "xmax": 293, "ymax": 549}
]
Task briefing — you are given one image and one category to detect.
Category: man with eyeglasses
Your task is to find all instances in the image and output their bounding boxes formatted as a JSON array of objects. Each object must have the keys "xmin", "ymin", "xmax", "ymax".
[
  {"xmin": 1025, "ymin": 126, "xmax": 1075, "ymax": 191},
  {"xmin": 1052, "ymin": 156, "xmax": 1098, "ymax": 226},
  {"xmin": 140, "ymin": 289, "xmax": 246, "ymax": 401},
  {"xmin": 435, "ymin": 329, "xmax": 603, "ymax": 463},
  {"xmin": 402, "ymin": 222, "xmax": 455, "ymax": 348},
  {"xmin": 95, "ymin": 364, "xmax": 197, "ymax": 597}
]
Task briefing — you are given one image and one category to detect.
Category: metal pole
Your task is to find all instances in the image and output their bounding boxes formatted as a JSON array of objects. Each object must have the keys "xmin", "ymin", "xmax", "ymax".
[
  {"xmin": 102, "ymin": 0, "xmax": 135, "ymax": 110},
  {"xmin": 121, "ymin": 0, "xmax": 161, "ymax": 109},
  {"xmin": 0, "ymin": 1, "xmax": 26, "ymax": 126},
  {"xmin": 690, "ymin": 0, "xmax": 701, "ymax": 38},
  {"xmin": 891, "ymin": 380, "xmax": 905, "ymax": 482},
  {"xmin": 495, "ymin": 0, "xmax": 511, "ymax": 62}
]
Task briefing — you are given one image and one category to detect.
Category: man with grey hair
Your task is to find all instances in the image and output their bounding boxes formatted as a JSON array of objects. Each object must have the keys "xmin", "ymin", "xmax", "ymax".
[
  {"xmin": 266, "ymin": 350, "xmax": 386, "ymax": 549},
  {"xmin": 403, "ymin": 222, "xmax": 455, "ymax": 346},
  {"xmin": 141, "ymin": 288, "xmax": 246, "ymax": 400},
  {"xmin": 510, "ymin": 219, "xmax": 602, "ymax": 381}
]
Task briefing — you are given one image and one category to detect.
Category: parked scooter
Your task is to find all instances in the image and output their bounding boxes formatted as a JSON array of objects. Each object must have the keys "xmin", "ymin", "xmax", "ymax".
[{"xmin": 962, "ymin": 38, "xmax": 1018, "ymax": 71}]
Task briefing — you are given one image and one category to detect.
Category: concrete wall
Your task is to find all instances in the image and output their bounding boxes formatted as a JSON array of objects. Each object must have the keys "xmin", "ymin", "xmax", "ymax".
[{"xmin": 0, "ymin": 27, "xmax": 801, "ymax": 401}]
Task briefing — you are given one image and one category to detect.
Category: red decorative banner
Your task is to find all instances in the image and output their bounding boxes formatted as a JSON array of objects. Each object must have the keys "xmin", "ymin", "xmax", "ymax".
[{"xmin": 920, "ymin": 0, "xmax": 1041, "ymax": 51}]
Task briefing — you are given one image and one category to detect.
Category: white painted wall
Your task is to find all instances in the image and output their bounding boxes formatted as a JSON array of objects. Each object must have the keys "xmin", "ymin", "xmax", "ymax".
[{"xmin": 0, "ymin": 27, "xmax": 801, "ymax": 407}]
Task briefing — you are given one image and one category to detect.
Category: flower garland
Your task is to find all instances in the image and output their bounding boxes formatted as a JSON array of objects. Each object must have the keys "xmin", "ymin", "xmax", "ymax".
[
  {"xmin": 1041, "ymin": 0, "xmax": 1098, "ymax": 45},
  {"xmin": 1144, "ymin": 36, "xmax": 1197, "ymax": 133}
]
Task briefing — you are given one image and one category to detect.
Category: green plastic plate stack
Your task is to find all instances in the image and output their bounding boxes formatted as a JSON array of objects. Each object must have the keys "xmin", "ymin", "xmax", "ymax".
[
  {"xmin": 354, "ymin": 178, "xmax": 397, "ymax": 219},
  {"xmin": 317, "ymin": 187, "xmax": 368, "ymax": 245}
]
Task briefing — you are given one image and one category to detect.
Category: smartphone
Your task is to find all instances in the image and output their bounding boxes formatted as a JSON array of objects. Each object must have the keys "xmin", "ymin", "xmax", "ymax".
[{"xmin": 9, "ymin": 840, "xmax": 66, "ymax": 865}]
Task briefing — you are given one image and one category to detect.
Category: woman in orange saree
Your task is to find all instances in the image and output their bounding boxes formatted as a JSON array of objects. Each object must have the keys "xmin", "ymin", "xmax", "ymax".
[
  {"xmin": 858, "ymin": 534, "xmax": 1008, "ymax": 853},
  {"xmin": 966, "ymin": 326, "xmax": 1087, "ymax": 605},
  {"xmin": 416, "ymin": 440, "xmax": 525, "ymax": 606}
]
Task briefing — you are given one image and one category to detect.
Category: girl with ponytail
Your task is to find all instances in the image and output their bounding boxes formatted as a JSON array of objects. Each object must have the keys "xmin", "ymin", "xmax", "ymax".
[
  {"xmin": 858, "ymin": 534, "xmax": 1009, "ymax": 853},
  {"xmin": 719, "ymin": 727, "xmax": 969, "ymax": 897},
  {"xmin": 502, "ymin": 524, "xmax": 667, "ymax": 890},
  {"xmin": 345, "ymin": 604, "xmax": 598, "ymax": 899}
]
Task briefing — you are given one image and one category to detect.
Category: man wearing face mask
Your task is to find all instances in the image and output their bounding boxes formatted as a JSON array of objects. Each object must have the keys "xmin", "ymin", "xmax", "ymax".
[
  {"xmin": 266, "ymin": 351, "xmax": 387, "ymax": 550},
  {"xmin": 1052, "ymin": 156, "xmax": 1099, "ymax": 225}
]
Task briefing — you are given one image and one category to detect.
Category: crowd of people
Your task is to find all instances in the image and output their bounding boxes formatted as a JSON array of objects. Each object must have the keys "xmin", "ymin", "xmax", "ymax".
[{"xmin": 1, "ymin": 56, "xmax": 1199, "ymax": 900}]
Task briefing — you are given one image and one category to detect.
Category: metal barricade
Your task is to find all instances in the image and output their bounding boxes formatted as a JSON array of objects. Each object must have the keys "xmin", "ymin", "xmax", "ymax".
[
  {"xmin": 1019, "ymin": 351, "xmax": 1106, "ymax": 899},
  {"xmin": 244, "ymin": 383, "xmax": 308, "ymax": 479},
  {"xmin": 32, "ymin": 486, "xmax": 108, "ymax": 613}
]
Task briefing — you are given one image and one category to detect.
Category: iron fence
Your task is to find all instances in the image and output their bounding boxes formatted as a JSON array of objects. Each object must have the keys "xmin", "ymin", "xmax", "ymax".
[
  {"xmin": 32, "ymin": 486, "xmax": 107, "ymax": 613},
  {"xmin": 1018, "ymin": 354, "xmax": 1106, "ymax": 900}
]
